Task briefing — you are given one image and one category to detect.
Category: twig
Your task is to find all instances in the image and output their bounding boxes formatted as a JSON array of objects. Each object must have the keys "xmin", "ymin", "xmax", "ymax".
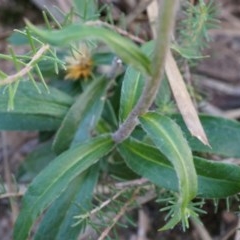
[
  {"xmin": 199, "ymin": 101, "xmax": 225, "ymax": 117},
  {"xmin": 137, "ymin": 209, "xmax": 150, "ymax": 240},
  {"xmin": 191, "ymin": 218, "xmax": 212, "ymax": 240},
  {"xmin": 194, "ymin": 75, "xmax": 240, "ymax": 97},
  {"xmin": 221, "ymin": 227, "xmax": 239, "ymax": 240},
  {"xmin": 94, "ymin": 178, "xmax": 150, "ymax": 195},
  {"xmin": 77, "ymin": 179, "xmax": 150, "ymax": 221},
  {"xmin": 0, "ymin": 192, "xmax": 24, "ymax": 199},
  {"xmin": 79, "ymin": 189, "xmax": 156, "ymax": 240},
  {"xmin": 125, "ymin": 0, "xmax": 153, "ymax": 25},
  {"xmin": 1, "ymin": 183, "xmax": 27, "ymax": 199},
  {"xmin": 221, "ymin": 225, "xmax": 238, "ymax": 240},
  {"xmin": 74, "ymin": 188, "xmax": 127, "ymax": 223},
  {"xmin": 115, "ymin": 178, "xmax": 149, "ymax": 189},
  {"xmin": 112, "ymin": 0, "xmax": 178, "ymax": 143},
  {"xmin": 224, "ymin": 108, "xmax": 240, "ymax": 119},
  {"xmin": 234, "ymin": 218, "xmax": 240, "ymax": 240},
  {"xmin": 1, "ymin": 132, "xmax": 19, "ymax": 222},
  {"xmin": 209, "ymin": 29, "xmax": 240, "ymax": 38},
  {"xmin": 0, "ymin": 44, "xmax": 50, "ymax": 86},
  {"xmin": 98, "ymin": 188, "xmax": 139, "ymax": 240},
  {"xmin": 86, "ymin": 20, "xmax": 145, "ymax": 44}
]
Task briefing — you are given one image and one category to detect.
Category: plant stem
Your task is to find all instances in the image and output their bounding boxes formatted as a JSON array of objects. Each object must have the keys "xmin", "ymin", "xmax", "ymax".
[
  {"xmin": 112, "ymin": 0, "xmax": 179, "ymax": 143},
  {"xmin": 0, "ymin": 45, "xmax": 49, "ymax": 86}
]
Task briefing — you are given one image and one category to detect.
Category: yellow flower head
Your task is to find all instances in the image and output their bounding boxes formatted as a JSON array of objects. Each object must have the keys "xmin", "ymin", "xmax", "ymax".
[{"xmin": 65, "ymin": 45, "xmax": 93, "ymax": 80}]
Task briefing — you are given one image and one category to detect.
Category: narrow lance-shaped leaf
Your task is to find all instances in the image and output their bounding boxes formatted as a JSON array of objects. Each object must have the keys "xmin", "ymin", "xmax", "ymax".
[
  {"xmin": 119, "ymin": 67, "xmax": 145, "ymax": 122},
  {"xmin": 53, "ymin": 77, "xmax": 108, "ymax": 154},
  {"xmin": 26, "ymin": 21, "xmax": 151, "ymax": 75},
  {"xmin": 139, "ymin": 112, "xmax": 197, "ymax": 229},
  {"xmin": 13, "ymin": 135, "xmax": 115, "ymax": 240},
  {"xmin": 119, "ymin": 41, "xmax": 154, "ymax": 122},
  {"xmin": 118, "ymin": 138, "xmax": 240, "ymax": 198},
  {"xmin": 34, "ymin": 165, "xmax": 99, "ymax": 240},
  {"xmin": 0, "ymin": 113, "xmax": 62, "ymax": 131}
]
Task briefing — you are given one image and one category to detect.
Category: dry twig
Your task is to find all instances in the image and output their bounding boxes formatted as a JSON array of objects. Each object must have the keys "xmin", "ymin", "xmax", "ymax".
[
  {"xmin": 86, "ymin": 20, "xmax": 145, "ymax": 44},
  {"xmin": 125, "ymin": 0, "xmax": 153, "ymax": 25},
  {"xmin": 1, "ymin": 132, "xmax": 19, "ymax": 222},
  {"xmin": 191, "ymin": 218, "xmax": 212, "ymax": 240},
  {"xmin": 0, "ymin": 44, "xmax": 50, "ymax": 86},
  {"xmin": 98, "ymin": 188, "xmax": 139, "ymax": 240}
]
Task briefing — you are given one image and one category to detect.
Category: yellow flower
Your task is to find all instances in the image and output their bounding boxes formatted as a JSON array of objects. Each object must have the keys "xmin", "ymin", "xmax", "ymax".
[{"xmin": 65, "ymin": 45, "xmax": 93, "ymax": 80}]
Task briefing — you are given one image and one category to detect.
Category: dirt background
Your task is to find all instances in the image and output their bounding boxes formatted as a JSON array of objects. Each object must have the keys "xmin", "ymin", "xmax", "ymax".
[{"xmin": 1, "ymin": 0, "xmax": 240, "ymax": 239}]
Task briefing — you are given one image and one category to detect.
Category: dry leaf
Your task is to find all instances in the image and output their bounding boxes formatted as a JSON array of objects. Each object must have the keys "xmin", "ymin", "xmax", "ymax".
[
  {"xmin": 165, "ymin": 52, "xmax": 210, "ymax": 146},
  {"xmin": 147, "ymin": 0, "xmax": 210, "ymax": 146}
]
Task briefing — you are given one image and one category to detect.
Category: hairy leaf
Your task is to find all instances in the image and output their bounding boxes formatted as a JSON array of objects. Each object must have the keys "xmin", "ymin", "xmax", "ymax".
[
  {"xmin": 13, "ymin": 135, "xmax": 114, "ymax": 240},
  {"xmin": 119, "ymin": 138, "xmax": 240, "ymax": 198},
  {"xmin": 34, "ymin": 165, "xmax": 99, "ymax": 240},
  {"xmin": 139, "ymin": 112, "xmax": 197, "ymax": 230},
  {"xmin": 53, "ymin": 77, "xmax": 108, "ymax": 154},
  {"xmin": 119, "ymin": 41, "xmax": 154, "ymax": 122},
  {"xmin": 140, "ymin": 112, "xmax": 197, "ymax": 205}
]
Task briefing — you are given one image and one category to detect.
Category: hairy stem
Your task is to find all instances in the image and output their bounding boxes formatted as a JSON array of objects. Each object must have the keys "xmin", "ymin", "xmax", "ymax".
[{"xmin": 112, "ymin": 0, "xmax": 178, "ymax": 143}]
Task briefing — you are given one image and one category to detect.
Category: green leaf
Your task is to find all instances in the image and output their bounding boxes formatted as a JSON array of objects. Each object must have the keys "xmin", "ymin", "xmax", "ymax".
[
  {"xmin": 118, "ymin": 138, "xmax": 240, "ymax": 198},
  {"xmin": 139, "ymin": 112, "xmax": 197, "ymax": 229},
  {"xmin": 0, "ymin": 113, "xmax": 62, "ymax": 130},
  {"xmin": 13, "ymin": 135, "xmax": 114, "ymax": 240},
  {"xmin": 53, "ymin": 77, "xmax": 109, "ymax": 154},
  {"xmin": 155, "ymin": 76, "xmax": 172, "ymax": 109},
  {"xmin": 140, "ymin": 112, "xmax": 197, "ymax": 202},
  {"xmin": 173, "ymin": 115, "xmax": 240, "ymax": 158},
  {"xmin": 101, "ymin": 100, "xmax": 118, "ymax": 130},
  {"xmin": 119, "ymin": 41, "xmax": 154, "ymax": 122},
  {"xmin": 194, "ymin": 156, "xmax": 240, "ymax": 198},
  {"xmin": 0, "ymin": 82, "xmax": 73, "ymax": 115},
  {"xmin": 118, "ymin": 139, "xmax": 178, "ymax": 191},
  {"xmin": 108, "ymin": 151, "xmax": 138, "ymax": 180},
  {"xmin": 26, "ymin": 21, "xmax": 151, "ymax": 75},
  {"xmin": 34, "ymin": 165, "xmax": 99, "ymax": 240},
  {"xmin": 0, "ymin": 82, "xmax": 73, "ymax": 130},
  {"xmin": 119, "ymin": 67, "xmax": 145, "ymax": 122}
]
